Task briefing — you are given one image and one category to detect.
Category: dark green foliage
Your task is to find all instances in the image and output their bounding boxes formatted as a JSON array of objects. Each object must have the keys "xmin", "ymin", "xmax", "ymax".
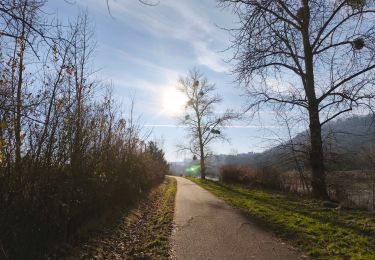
[{"xmin": 352, "ymin": 37, "xmax": 365, "ymax": 50}]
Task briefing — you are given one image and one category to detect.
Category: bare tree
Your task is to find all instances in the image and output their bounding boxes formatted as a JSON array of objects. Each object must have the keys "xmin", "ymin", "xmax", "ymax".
[
  {"xmin": 0, "ymin": 0, "xmax": 50, "ymax": 41},
  {"xmin": 219, "ymin": 0, "xmax": 375, "ymax": 199},
  {"xmin": 1, "ymin": 3, "xmax": 170, "ymax": 257},
  {"xmin": 178, "ymin": 69, "xmax": 236, "ymax": 179},
  {"xmin": 276, "ymin": 111, "xmax": 311, "ymax": 193},
  {"xmin": 105, "ymin": 0, "xmax": 159, "ymax": 15}
]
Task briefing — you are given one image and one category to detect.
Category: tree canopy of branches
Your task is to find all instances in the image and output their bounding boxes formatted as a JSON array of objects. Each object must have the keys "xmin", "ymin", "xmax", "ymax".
[
  {"xmin": 219, "ymin": 0, "xmax": 375, "ymax": 199},
  {"xmin": 105, "ymin": 0, "xmax": 159, "ymax": 15},
  {"xmin": 178, "ymin": 69, "xmax": 236, "ymax": 179},
  {"xmin": 0, "ymin": 1, "xmax": 168, "ymax": 258}
]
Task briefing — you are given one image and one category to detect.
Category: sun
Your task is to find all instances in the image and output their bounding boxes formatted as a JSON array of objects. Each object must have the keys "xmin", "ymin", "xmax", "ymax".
[{"xmin": 162, "ymin": 88, "xmax": 188, "ymax": 116}]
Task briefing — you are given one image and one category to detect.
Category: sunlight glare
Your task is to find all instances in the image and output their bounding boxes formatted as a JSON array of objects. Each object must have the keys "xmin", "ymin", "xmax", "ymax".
[{"xmin": 162, "ymin": 88, "xmax": 188, "ymax": 116}]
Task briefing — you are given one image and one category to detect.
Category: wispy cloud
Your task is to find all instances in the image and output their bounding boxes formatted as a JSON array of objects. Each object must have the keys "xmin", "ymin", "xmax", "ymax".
[
  {"xmin": 100, "ymin": 0, "xmax": 231, "ymax": 73},
  {"xmin": 192, "ymin": 41, "xmax": 229, "ymax": 73},
  {"xmin": 144, "ymin": 124, "xmax": 285, "ymax": 129},
  {"xmin": 47, "ymin": 0, "xmax": 257, "ymax": 161}
]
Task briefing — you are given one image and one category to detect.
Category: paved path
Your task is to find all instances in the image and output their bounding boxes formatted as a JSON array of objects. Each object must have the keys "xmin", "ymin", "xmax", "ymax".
[{"xmin": 170, "ymin": 177, "xmax": 305, "ymax": 260}]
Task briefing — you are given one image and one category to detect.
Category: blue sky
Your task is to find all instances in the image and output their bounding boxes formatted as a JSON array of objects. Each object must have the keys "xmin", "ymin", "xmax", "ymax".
[{"xmin": 45, "ymin": 0, "xmax": 302, "ymax": 161}]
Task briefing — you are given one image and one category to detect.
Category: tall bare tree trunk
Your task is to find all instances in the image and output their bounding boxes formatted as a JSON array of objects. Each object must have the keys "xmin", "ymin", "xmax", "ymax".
[
  {"xmin": 15, "ymin": 8, "xmax": 27, "ymax": 173},
  {"xmin": 301, "ymin": 0, "xmax": 328, "ymax": 199},
  {"xmin": 199, "ymin": 143, "xmax": 206, "ymax": 179},
  {"xmin": 197, "ymin": 115, "xmax": 206, "ymax": 179},
  {"xmin": 308, "ymin": 105, "xmax": 328, "ymax": 199}
]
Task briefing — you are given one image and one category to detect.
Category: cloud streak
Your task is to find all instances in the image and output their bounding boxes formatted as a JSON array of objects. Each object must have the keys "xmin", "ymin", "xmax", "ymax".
[
  {"xmin": 101, "ymin": 0, "xmax": 231, "ymax": 73},
  {"xmin": 143, "ymin": 124, "xmax": 285, "ymax": 129}
]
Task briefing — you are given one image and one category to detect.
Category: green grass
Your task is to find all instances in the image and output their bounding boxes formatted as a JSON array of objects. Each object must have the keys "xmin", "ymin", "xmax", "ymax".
[
  {"xmin": 141, "ymin": 176, "xmax": 177, "ymax": 258},
  {"xmin": 190, "ymin": 178, "xmax": 375, "ymax": 259}
]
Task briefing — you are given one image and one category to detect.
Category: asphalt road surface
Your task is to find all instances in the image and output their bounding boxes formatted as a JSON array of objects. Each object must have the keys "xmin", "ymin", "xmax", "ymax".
[{"xmin": 170, "ymin": 177, "xmax": 306, "ymax": 260}]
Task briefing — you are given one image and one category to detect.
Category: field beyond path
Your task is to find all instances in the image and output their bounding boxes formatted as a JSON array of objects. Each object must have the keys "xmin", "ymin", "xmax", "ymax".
[{"xmin": 170, "ymin": 177, "xmax": 304, "ymax": 259}]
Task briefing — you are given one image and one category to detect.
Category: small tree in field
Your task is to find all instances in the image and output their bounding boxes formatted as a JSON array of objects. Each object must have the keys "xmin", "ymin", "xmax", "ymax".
[
  {"xmin": 219, "ymin": 0, "xmax": 375, "ymax": 199},
  {"xmin": 178, "ymin": 69, "xmax": 236, "ymax": 179}
]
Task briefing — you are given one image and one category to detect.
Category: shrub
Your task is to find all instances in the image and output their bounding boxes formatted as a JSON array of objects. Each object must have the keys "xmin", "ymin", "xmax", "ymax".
[
  {"xmin": 255, "ymin": 166, "xmax": 282, "ymax": 190},
  {"xmin": 220, "ymin": 165, "xmax": 282, "ymax": 190},
  {"xmin": 0, "ymin": 141, "xmax": 169, "ymax": 259},
  {"xmin": 0, "ymin": 3, "xmax": 170, "ymax": 258},
  {"xmin": 220, "ymin": 165, "xmax": 256, "ymax": 185}
]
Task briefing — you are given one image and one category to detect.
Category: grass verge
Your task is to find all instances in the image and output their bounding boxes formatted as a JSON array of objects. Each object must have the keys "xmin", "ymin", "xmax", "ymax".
[
  {"xmin": 55, "ymin": 177, "xmax": 177, "ymax": 259},
  {"xmin": 190, "ymin": 178, "xmax": 375, "ymax": 259}
]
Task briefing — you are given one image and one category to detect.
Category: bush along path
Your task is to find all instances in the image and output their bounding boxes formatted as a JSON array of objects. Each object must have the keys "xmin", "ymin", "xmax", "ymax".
[
  {"xmin": 54, "ymin": 177, "xmax": 177, "ymax": 259},
  {"xmin": 190, "ymin": 178, "xmax": 375, "ymax": 259}
]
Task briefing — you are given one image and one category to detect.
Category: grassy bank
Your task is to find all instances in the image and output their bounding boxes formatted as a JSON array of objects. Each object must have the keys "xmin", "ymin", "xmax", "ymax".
[
  {"xmin": 56, "ymin": 177, "xmax": 177, "ymax": 259},
  {"xmin": 190, "ymin": 178, "xmax": 375, "ymax": 259}
]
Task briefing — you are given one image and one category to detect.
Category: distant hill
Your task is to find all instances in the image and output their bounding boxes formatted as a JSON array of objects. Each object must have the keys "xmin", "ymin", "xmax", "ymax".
[{"xmin": 211, "ymin": 114, "xmax": 375, "ymax": 171}]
